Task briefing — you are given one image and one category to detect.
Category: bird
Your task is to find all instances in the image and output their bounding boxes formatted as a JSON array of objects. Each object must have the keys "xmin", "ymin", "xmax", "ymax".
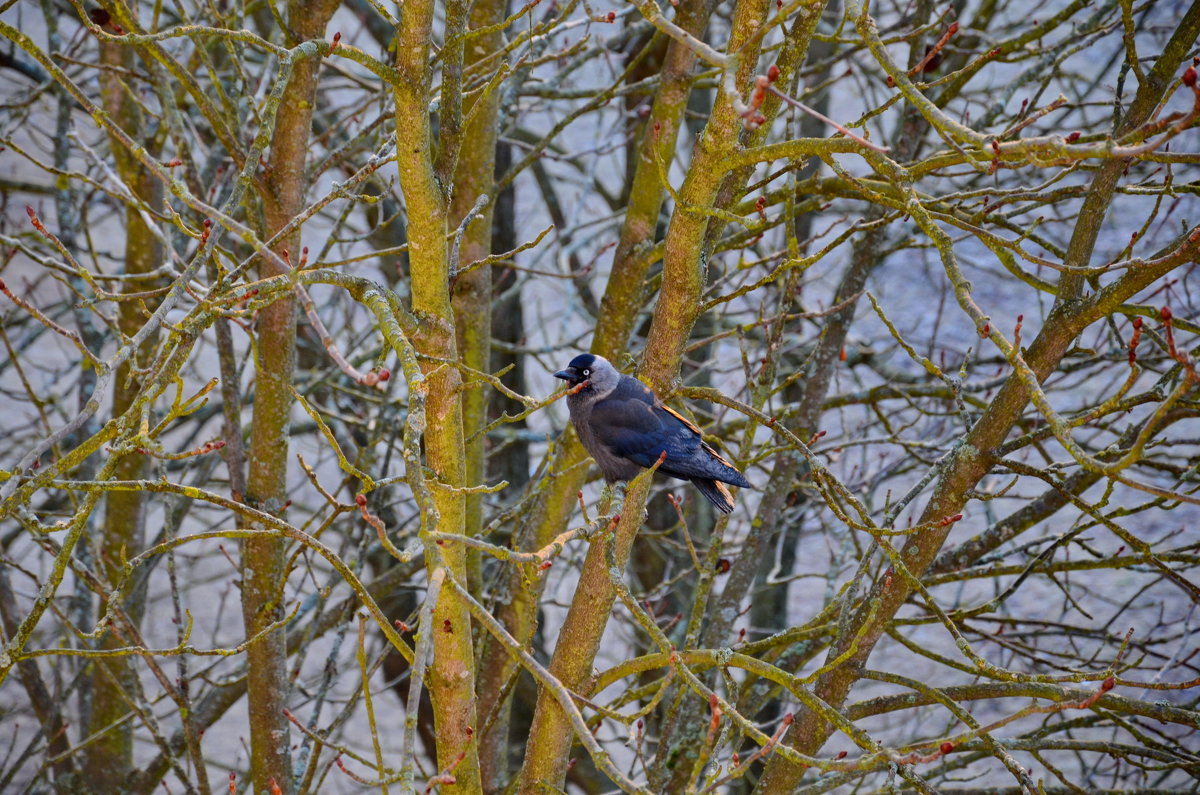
[{"xmin": 554, "ymin": 353, "xmax": 750, "ymax": 514}]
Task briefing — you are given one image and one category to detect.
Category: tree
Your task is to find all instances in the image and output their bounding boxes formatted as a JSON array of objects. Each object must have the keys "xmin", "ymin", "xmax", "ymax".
[{"xmin": 1, "ymin": 0, "xmax": 1197, "ymax": 791}]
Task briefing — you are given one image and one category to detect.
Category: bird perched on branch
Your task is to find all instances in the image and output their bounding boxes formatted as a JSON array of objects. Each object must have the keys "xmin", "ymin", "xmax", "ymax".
[{"xmin": 554, "ymin": 354, "xmax": 750, "ymax": 514}]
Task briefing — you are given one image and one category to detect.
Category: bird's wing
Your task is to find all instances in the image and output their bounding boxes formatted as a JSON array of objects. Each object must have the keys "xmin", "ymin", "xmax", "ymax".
[
  {"xmin": 655, "ymin": 404, "xmax": 748, "ymax": 485},
  {"xmin": 590, "ymin": 378, "xmax": 749, "ymax": 485},
  {"xmin": 660, "ymin": 404, "xmax": 701, "ymax": 435},
  {"xmin": 589, "ymin": 379, "xmax": 700, "ymax": 469},
  {"xmin": 652, "ymin": 405, "xmax": 744, "ymax": 480}
]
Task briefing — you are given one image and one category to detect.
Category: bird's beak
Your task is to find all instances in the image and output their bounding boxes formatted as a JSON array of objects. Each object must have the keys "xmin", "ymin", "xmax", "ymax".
[{"xmin": 554, "ymin": 367, "xmax": 579, "ymax": 382}]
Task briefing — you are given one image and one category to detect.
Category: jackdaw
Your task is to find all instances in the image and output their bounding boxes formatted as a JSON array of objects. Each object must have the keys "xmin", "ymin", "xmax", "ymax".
[{"xmin": 553, "ymin": 354, "xmax": 750, "ymax": 513}]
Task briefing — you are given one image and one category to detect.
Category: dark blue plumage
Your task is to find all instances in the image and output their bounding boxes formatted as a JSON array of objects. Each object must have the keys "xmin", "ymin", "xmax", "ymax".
[{"xmin": 554, "ymin": 354, "xmax": 750, "ymax": 513}]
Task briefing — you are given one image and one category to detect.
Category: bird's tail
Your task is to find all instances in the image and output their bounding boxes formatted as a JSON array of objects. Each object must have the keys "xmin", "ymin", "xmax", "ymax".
[{"xmin": 691, "ymin": 477, "xmax": 735, "ymax": 514}]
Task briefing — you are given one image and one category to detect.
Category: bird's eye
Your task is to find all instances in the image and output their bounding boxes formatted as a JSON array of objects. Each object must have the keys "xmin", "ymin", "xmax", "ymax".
[{"xmin": 582, "ymin": 368, "xmax": 590, "ymax": 376}]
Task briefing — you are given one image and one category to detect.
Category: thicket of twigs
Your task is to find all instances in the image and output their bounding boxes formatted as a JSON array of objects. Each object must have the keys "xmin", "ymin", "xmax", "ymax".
[{"xmin": 0, "ymin": 0, "xmax": 1198, "ymax": 792}]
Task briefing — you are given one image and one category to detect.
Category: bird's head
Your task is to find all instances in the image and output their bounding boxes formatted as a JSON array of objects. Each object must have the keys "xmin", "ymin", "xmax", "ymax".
[{"xmin": 554, "ymin": 353, "xmax": 618, "ymax": 393}]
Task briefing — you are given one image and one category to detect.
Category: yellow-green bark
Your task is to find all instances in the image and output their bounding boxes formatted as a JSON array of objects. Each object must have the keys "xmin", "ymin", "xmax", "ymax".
[
  {"xmin": 443, "ymin": 0, "xmax": 511, "ymax": 784},
  {"xmin": 241, "ymin": 4, "xmax": 340, "ymax": 793},
  {"xmin": 84, "ymin": 33, "xmax": 164, "ymax": 789},
  {"xmin": 395, "ymin": 0, "xmax": 483, "ymax": 786},
  {"xmin": 754, "ymin": 2, "xmax": 1200, "ymax": 788},
  {"xmin": 483, "ymin": 4, "xmax": 722, "ymax": 769},
  {"xmin": 450, "ymin": 0, "xmax": 506, "ymax": 585},
  {"xmin": 518, "ymin": 0, "xmax": 773, "ymax": 787}
]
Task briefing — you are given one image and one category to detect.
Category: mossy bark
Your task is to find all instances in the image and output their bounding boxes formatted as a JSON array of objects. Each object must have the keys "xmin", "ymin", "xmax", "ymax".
[
  {"xmin": 517, "ymin": 0, "xmax": 772, "ymax": 788},
  {"xmin": 395, "ymin": 0, "xmax": 484, "ymax": 786},
  {"xmin": 754, "ymin": 3, "xmax": 1200, "ymax": 788},
  {"xmin": 241, "ymin": 4, "xmax": 340, "ymax": 793},
  {"xmin": 442, "ymin": 0, "xmax": 512, "ymax": 783},
  {"xmin": 493, "ymin": 5, "xmax": 721, "ymax": 784},
  {"xmin": 83, "ymin": 34, "xmax": 164, "ymax": 791}
]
